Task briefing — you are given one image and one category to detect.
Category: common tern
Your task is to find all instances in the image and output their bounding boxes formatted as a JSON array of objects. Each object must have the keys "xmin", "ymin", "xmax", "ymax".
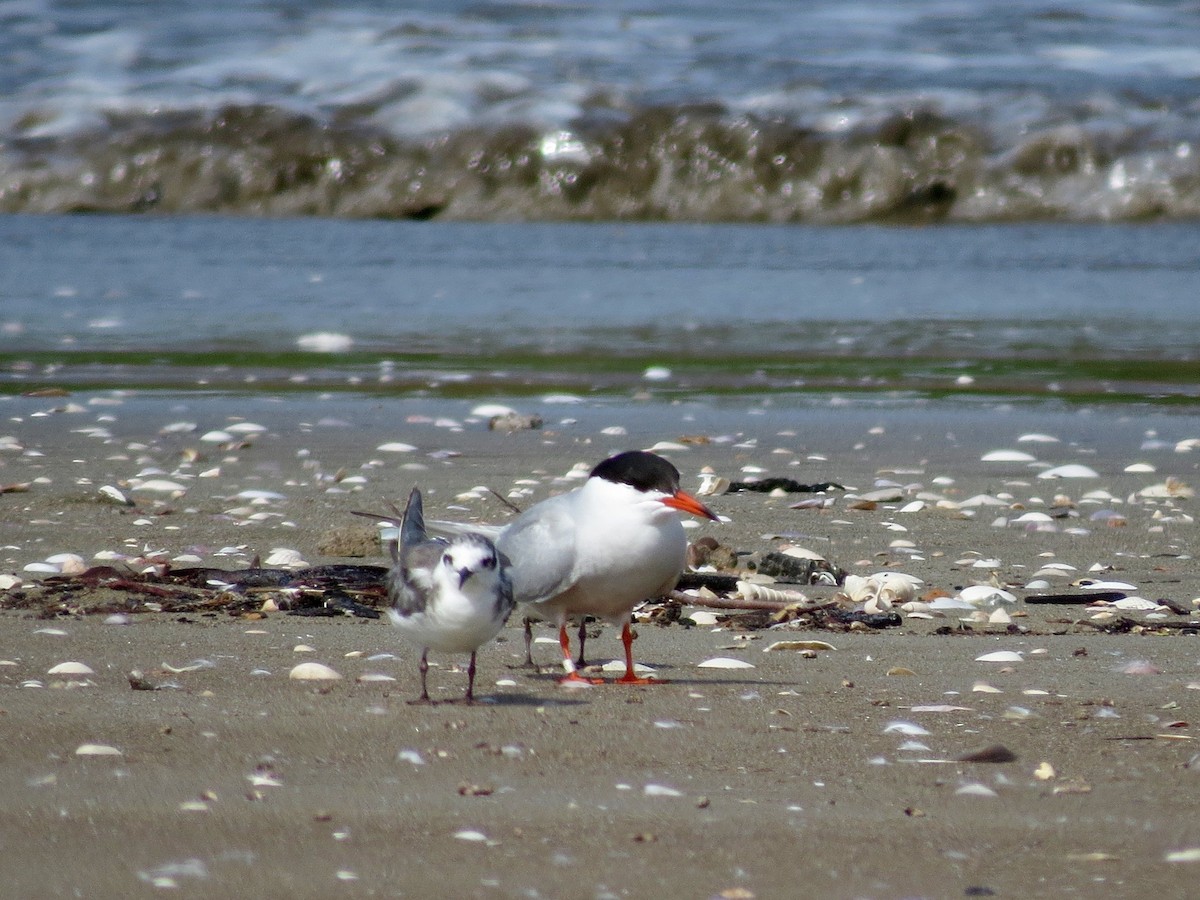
[
  {"xmin": 495, "ymin": 450, "xmax": 719, "ymax": 684},
  {"xmin": 383, "ymin": 487, "xmax": 514, "ymax": 704}
]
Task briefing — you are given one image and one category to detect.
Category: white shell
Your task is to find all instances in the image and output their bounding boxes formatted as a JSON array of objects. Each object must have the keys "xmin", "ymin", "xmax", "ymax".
[
  {"xmin": 288, "ymin": 662, "xmax": 342, "ymax": 681},
  {"xmin": 133, "ymin": 478, "xmax": 188, "ymax": 493},
  {"xmin": 376, "ymin": 442, "xmax": 417, "ymax": 453},
  {"xmin": 762, "ymin": 640, "xmax": 837, "ymax": 653},
  {"xmin": 1037, "ymin": 464, "xmax": 1099, "ymax": 479},
  {"xmin": 955, "ymin": 783, "xmax": 998, "ymax": 798},
  {"xmin": 643, "ymin": 784, "xmax": 684, "ymax": 797},
  {"xmin": 981, "ymin": 449, "xmax": 1037, "ymax": 462},
  {"xmin": 48, "ymin": 661, "xmax": 94, "ymax": 675},
  {"xmin": 75, "ymin": 743, "xmax": 122, "ymax": 756},
  {"xmin": 264, "ymin": 548, "xmax": 307, "ymax": 568},
  {"xmin": 697, "ymin": 657, "xmax": 755, "ymax": 669},
  {"xmin": 98, "ymin": 485, "xmax": 132, "ymax": 505},
  {"xmin": 976, "ymin": 650, "xmax": 1024, "ymax": 663},
  {"xmin": 883, "ymin": 721, "xmax": 931, "ymax": 736}
]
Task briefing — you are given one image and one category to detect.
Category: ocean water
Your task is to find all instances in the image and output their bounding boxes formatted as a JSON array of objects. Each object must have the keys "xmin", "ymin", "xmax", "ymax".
[
  {"xmin": 1, "ymin": 216, "xmax": 1197, "ymax": 408},
  {"xmin": 3, "ymin": 1, "xmax": 1200, "ymax": 221}
]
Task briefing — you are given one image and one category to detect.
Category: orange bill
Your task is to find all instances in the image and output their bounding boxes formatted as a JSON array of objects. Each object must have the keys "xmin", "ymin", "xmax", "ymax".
[{"xmin": 662, "ymin": 490, "xmax": 720, "ymax": 521}]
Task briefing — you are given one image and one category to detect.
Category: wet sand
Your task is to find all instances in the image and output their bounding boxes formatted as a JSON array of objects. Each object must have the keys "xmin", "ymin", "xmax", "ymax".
[{"xmin": 2, "ymin": 393, "xmax": 1199, "ymax": 898}]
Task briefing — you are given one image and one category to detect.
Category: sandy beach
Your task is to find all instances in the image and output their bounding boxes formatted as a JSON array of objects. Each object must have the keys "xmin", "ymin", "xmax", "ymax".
[{"xmin": 2, "ymin": 391, "xmax": 1199, "ymax": 898}]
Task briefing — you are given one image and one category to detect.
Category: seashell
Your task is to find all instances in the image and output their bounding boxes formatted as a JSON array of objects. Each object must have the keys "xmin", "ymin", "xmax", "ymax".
[
  {"xmin": 289, "ymin": 662, "xmax": 342, "ymax": 681},
  {"xmin": 897, "ymin": 500, "xmax": 926, "ymax": 513},
  {"xmin": 600, "ymin": 660, "xmax": 656, "ymax": 675},
  {"xmin": 264, "ymin": 548, "xmax": 307, "ymax": 568},
  {"xmin": 48, "ymin": 661, "xmax": 94, "ymax": 676},
  {"xmin": 1033, "ymin": 761, "xmax": 1056, "ymax": 781},
  {"xmin": 236, "ymin": 489, "xmax": 286, "ymax": 501},
  {"xmin": 976, "ymin": 650, "xmax": 1024, "ymax": 663},
  {"xmin": 642, "ymin": 366, "xmax": 672, "ymax": 381},
  {"xmin": 0, "ymin": 573, "xmax": 22, "ymax": 591},
  {"xmin": 23, "ymin": 562, "xmax": 60, "ymax": 574},
  {"xmin": 643, "ymin": 784, "xmax": 684, "ymax": 797},
  {"xmin": 736, "ymin": 582, "xmax": 810, "ymax": 604},
  {"xmin": 1012, "ymin": 511, "xmax": 1053, "ymax": 523},
  {"xmin": 958, "ymin": 585, "xmax": 1017, "ymax": 609},
  {"xmin": 453, "ymin": 829, "xmax": 490, "ymax": 842},
  {"xmin": 1074, "ymin": 579, "xmax": 1138, "ymax": 591},
  {"xmin": 46, "ymin": 553, "xmax": 87, "ymax": 575},
  {"xmin": 646, "ymin": 441, "xmax": 688, "ymax": 452},
  {"xmin": 972, "ymin": 682, "xmax": 1002, "ymax": 693},
  {"xmin": 955, "ymin": 783, "xmax": 998, "ymax": 798},
  {"xmin": 685, "ymin": 610, "xmax": 719, "ymax": 626},
  {"xmin": 356, "ymin": 673, "xmax": 396, "ymax": 683},
  {"xmin": 883, "ymin": 721, "xmax": 930, "ymax": 736},
  {"xmin": 1018, "ymin": 433, "xmax": 1060, "ymax": 443},
  {"xmin": 376, "ymin": 442, "xmax": 417, "ymax": 453},
  {"xmin": 75, "ymin": 743, "xmax": 122, "ymax": 756},
  {"xmin": 470, "ymin": 404, "xmax": 516, "ymax": 418},
  {"xmin": 1109, "ymin": 596, "xmax": 1161, "ymax": 610},
  {"xmin": 133, "ymin": 478, "xmax": 188, "ymax": 493},
  {"xmin": 1138, "ymin": 477, "xmax": 1194, "ymax": 498},
  {"xmin": 696, "ymin": 473, "xmax": 730, "ymax": 496},
  {"xmin": 1038, "ymin": 464, "xmax": 1099, "ymax": 479},
  {"xmin": 1124, "ymin": 462, "xmax": 1155, "ymax": 473},
  {"xmin": 697, "ymin": 657, "xmax": 755, "ymax": 669},
  {"xmin": 988, "ymin": 608, "xmax": 1012, "ymax": 624},
  {"xmin": 98, "ymin": 485, "xmax": 134, "ymax": 506},
  {"xmin": 225, "ymin": 422, "xmax": 267, "ymax": 434},
  {"xmin": 958, "ymin": 494, "xmax": 1008, "ymax": 507},
  {"xmin": 1164, "ymin": 849, "xmax": 1200, "ymax": 864},
  {"xmin": 981, "ymin": 449, "xmax": 1037, "ymax": 463},
  {"xmin": 763, "ymin": 640, "xmax": 836, "ymax": 653}
]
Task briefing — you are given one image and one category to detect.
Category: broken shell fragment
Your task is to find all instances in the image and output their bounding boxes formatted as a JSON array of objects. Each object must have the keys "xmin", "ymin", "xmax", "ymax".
[
  {"xmin": 75, "ymin": 743, "xmax": 122, "ymax": 756},
  {"xmin": 762, "ymin": 640, "xmax": 836, "ymax": 653},
  {"xmin": 976, "ymin": 650, "xmax": 1024, "ymax": 663}
]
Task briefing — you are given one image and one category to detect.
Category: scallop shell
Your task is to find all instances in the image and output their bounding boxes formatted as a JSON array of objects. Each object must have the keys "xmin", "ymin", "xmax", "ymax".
[{"xmin": 288, "ymin": 662, "xmax": 342, "ymax": 681}]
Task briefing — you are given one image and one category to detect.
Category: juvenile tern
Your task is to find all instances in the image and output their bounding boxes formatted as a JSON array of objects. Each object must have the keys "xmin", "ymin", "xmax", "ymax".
[{"xmin": 384, "ymin": 487, "xmax": 514, "ymax": 704}]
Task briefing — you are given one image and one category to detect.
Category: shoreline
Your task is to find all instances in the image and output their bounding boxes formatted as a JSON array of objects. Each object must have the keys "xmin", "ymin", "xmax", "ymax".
[{"xmin": 3, "ymin": 389, "xmax": 1199, "ymax": 897}]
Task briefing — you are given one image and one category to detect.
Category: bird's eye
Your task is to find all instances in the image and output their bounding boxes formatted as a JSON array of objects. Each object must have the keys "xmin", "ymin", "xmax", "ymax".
[{"xmin": 482, "ymin": 555, "xmax": 496, "ymax": 570}]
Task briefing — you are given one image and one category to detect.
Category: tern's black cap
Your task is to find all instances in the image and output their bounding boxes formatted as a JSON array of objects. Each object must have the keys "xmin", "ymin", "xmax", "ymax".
[{"xmin": 589, "ymin": 450, "xmax": 681, "ymax": 495}]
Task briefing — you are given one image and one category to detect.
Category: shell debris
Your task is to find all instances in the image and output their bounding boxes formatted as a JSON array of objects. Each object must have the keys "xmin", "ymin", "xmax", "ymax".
[{"xmin": 288, "ymin": 662, "xmax": 342, "ymax": 681}]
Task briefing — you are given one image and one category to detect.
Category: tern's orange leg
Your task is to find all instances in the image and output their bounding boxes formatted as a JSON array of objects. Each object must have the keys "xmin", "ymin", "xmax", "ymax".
[
  {"xmin": 614, "ymin": 621, "xmax": 658, "ymax": 685},
  {"xmin": 557, "ymin": 624, "xmax": 603, "ymax": 685}
]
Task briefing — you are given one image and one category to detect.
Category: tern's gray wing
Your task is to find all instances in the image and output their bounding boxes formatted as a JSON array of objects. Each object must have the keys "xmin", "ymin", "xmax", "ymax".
[
  {"xmin": 495, "ymin": 495, "xmax": 579, "ymax": 604},
  {"xmin": 387, "ymin": 487, "xmax": 450, "ymax": 616},
  {"xmin": 399, "ymin": 487, "xmax": 428, "ymax": 547}
]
